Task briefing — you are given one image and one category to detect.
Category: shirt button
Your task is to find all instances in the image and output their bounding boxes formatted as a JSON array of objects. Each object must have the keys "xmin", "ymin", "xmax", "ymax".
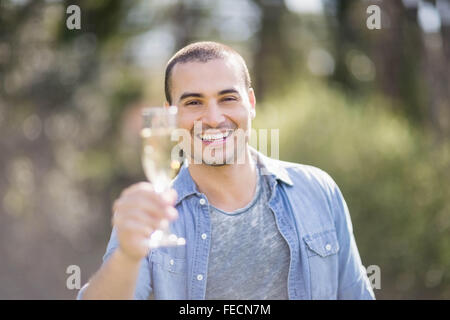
[
  {"xmin": 201, "ymin": 233, "xmax": 207, "ymax": 240},
  {"xmin": 169, "ymin": 259, "xmax": 174, "ymax": 265},
  {"xmin": 197, "ymin": 274, "xmax": 203, "ymax": 281},
  {"xmin": 325, "ymin": 244, "xmax": 332, "ymax": 251},
  {"xmin": 199, "ymin": 198, "xmax": 206, "ymax": 205}
]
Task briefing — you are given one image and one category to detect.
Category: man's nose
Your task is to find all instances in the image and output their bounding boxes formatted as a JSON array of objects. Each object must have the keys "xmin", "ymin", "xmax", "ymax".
[{"xmin": 202, "ymin": 100, "xmax": 225, "ymax": 128}]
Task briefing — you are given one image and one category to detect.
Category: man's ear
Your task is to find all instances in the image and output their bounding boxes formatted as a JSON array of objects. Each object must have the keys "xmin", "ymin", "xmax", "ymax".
[
  {"xmin": 248, "ymin": 87, "xmax": 256, "ymax": 119},
  {"xmin": 164, "ymin": 101, "xmax": 170, "ymax": 107}
]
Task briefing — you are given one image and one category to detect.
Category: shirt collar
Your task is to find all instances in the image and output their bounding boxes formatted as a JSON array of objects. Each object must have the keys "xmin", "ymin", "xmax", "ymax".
[
  {"xmin": 171, "ymin": 146, "xmax": 293, "ymax": 205},
  {"xmin": 171, "ymin": 160, "xmax": 200, "ymax": 205},
  {"xmin": 252, "ymin": 147, "xmax": 294, "ymax": 187}
]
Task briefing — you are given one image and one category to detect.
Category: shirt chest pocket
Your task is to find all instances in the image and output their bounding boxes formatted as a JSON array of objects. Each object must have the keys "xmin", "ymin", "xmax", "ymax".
[
  {"xmin": 150, "ymin": 250, "xmax": 188, "ymax": 299},
  {"xmin": 303, "ymin": 230, "xmax": 340, "ymax": 299},
  {"xmin": 150, "ymin": 250, "xmax": 186, "ymax": 275},
  {"xmin": 304, "ymin": 229, "xmax": 340, "ymax": 258}
]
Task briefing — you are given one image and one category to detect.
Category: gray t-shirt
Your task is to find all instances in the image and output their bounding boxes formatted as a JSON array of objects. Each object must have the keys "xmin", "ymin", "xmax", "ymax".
[{"xmin": 205, "ymin": 166, "xmax": 290, "ymax": 299}]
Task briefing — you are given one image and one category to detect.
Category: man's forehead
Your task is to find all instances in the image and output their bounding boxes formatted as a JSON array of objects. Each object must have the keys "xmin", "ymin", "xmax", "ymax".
[{"xmin": 170, "ymin": 58, "xmax": 245, "ymax": 96}]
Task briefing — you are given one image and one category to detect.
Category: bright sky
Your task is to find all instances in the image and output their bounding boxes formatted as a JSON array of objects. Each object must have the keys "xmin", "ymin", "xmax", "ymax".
[{"xmin": 284, "ymin": 0, "xmax": 324, "ymax": 14}]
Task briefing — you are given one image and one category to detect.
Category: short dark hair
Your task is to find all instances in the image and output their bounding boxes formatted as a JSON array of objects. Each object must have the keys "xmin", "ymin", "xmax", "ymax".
[{"xmin": 164, "ymin": 41, "xmax": 251, "ymax": 105}]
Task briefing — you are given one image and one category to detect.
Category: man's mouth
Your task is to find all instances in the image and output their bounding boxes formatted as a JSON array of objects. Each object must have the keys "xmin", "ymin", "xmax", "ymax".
[{"xmin": 196, "ymin": 130, "xmax": 233, "ymax": 144}]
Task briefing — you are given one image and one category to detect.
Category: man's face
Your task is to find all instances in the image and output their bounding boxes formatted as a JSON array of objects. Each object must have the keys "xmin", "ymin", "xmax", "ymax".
[{"xmin": 168, "ymin": 58, "xmax": 255, "ymax": 166}]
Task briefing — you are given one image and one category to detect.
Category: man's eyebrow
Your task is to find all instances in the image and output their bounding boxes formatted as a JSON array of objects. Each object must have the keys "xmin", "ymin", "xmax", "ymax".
[
  {"xmin": 218, "ymin": 89, "xmax": 240, "ymax": 96},
  {"xmin": 179, "ymin": 92, "xmax": 204, "ymax": 101},
  {"xmin": 179, "ymin": 89, "xmax": 240, "ymax": 101}
]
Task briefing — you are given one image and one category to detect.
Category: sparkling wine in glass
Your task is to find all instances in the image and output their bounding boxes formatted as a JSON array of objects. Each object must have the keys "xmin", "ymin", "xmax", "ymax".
[{"xmin": 141, "ymin": 106, "xmax": 185, "ymax": 249}]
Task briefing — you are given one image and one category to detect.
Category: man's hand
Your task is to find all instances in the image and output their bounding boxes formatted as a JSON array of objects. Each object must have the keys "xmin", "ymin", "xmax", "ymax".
[{"xmin": 112, "ymin": 182, "xmax": 178, "ymax": 262}]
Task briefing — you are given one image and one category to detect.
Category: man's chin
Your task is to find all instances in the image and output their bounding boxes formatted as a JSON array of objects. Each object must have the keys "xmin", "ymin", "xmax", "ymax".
[
  {"xmin": 187, "ymin": 146, "xmax": 247, "ymax": 166},
  {"xmin": 191, "ymin": 153, "xmax": 235, "ymax": 166},
  {"xmin": 201, "ymin": 155, "xmax": 231, "ymax": 166},
  {"xmin": 204, "ymin": 161, "xmax": 228, "ymax": 167}
]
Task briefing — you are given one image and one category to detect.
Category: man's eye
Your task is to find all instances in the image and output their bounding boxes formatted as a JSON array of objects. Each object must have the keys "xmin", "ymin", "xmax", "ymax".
[
  {"xmin": 185, "ymin": 100, "xmax": 201, "ymax": 106},
  {"xmin": 222, "ymin": 96, "xmax": 238, "ymax": 102}
]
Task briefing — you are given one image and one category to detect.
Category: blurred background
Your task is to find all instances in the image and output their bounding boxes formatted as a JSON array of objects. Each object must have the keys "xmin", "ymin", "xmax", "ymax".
[{"xmin": 0, "ymin": 0, "xmax": 449, "ymax": 299}]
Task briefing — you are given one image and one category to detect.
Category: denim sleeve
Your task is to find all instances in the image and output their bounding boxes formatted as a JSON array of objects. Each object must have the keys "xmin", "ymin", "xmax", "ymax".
[
  {"xmin": 327, "ymin": 177, "xmax": 375, "ymax": 300},
  {"xmin": 76, "ymin": 227, "xmax": 153, "ymax": 300}
]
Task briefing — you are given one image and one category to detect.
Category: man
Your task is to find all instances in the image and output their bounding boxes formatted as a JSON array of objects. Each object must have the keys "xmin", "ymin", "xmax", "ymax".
[{"xmin": 78, "ymin": 41, "xmax": 375, "ymax": 300}]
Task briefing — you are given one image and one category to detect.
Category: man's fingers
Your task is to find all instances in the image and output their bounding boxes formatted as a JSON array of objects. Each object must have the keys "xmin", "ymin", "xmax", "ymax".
[
  {"xmin": 114, "ymin": 196, "xmax": 164, "ymax": 218},
  {"xmin": 121, "ymin": 220, "xmax": 153, "ymax": 238},
  {"xmin": 113, "ymin": 209, "xmax": 163, "ymax": 230},
  {"xmin": 125, "ymin": 210, "xmax": 162, "ymax": 230},
  {"xmin": 162, "ymin": 189, "xmax": 178, "ymax": 205},
  {"xmin": 119, "ymin": 183, "xmax": 177, "ymax": 206},
  {"xmin": 114, "ymin": 196, "xmax": 177, "ymax": 221},
  {"xmin": 120, "ymin": 182, "xmax": 154, "ymax": 198}
]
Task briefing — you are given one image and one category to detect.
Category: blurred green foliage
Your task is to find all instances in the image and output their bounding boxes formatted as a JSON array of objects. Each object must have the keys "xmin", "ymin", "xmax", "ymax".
[{"xmin": 253, "ymin": 81, "xmax": 450, "ymax": 298}]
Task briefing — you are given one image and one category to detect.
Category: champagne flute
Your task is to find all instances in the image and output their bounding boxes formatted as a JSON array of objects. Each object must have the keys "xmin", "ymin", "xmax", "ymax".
[{"xmin": 141, "ymin": 106, "xmax": 185, "ymax": 249}]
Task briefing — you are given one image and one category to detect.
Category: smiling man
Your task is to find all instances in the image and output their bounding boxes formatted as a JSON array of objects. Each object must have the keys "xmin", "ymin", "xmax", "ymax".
[
  {"xmin": 77, "ymin": 41, "xmax": 375, "ymax": 300},
  {"xmin": 169, "ymin": 48, "xmax": 253, "ymax": 169}
]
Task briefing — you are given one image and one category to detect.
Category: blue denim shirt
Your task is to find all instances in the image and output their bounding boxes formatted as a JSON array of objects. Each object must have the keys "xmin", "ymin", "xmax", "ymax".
[{"xmin": 78, "ymin": 150, "xmax": 375, "ymax": 300}]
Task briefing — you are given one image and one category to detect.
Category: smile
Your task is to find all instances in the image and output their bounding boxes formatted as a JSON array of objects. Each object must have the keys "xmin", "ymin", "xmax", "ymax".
[{"xmin": 197, "ymin": 130, "xmax": 233, "ymax": 142}]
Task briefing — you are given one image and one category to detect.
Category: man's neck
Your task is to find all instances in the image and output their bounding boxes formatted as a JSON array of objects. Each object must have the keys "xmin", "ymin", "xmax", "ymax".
[{"xmin": 187, "ymin": 149, "xmax": 258, "ymax": 212}]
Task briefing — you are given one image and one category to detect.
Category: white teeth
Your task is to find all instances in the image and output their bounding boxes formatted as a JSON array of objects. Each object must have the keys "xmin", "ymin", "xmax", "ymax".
[{"xmin": 199, "ymin": 131, "xmax": 231, "ymax": 141}]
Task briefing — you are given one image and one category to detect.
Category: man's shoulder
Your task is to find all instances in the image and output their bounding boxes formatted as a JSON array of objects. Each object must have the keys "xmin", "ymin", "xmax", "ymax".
[
  {"xmin": 262, "ymin": 156, "xmax": 347, "ymax": 223},
  {"xmin": 261, "ymin": 155, "xmax": 339, "ymax": 194},
  {"xmin": 274, "ymin": 157, "xmax": 329, "ymax": 176}
]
